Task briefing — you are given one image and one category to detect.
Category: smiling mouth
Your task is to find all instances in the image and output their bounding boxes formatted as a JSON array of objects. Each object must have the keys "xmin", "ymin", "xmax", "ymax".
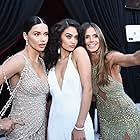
[{"xmin": 88, "ymin": 44, "xmax": 96, "ymax": 47}]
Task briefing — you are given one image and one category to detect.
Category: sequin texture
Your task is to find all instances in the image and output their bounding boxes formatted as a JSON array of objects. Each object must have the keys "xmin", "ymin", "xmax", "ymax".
[
  {"xmin": 92, "ymin": 66, "xmax": 140, "ymax": 140},
  {"xmin": 5, "ymin": 55, "xmax": 49, "ymax": 140}
]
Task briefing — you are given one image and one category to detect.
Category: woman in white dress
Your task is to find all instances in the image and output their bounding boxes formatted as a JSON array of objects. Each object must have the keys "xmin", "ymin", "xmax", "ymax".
[{"xmin": 44, "ymin": 19, "xmax": 95, "ymax": 140}]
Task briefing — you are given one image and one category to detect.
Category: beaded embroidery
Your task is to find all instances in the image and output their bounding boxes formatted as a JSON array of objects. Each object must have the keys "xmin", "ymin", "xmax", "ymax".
[
  {"xmin": 0, "ymin": 57, "xmax": 15, "ymax": 118},
  {"xmin": 92, "ymin": 66, "xmax": 140, "ymax": 140}
]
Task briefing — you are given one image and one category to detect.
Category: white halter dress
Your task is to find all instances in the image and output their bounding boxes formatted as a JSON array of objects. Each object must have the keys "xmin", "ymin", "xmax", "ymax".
[{"xmin": 47, "ymin": 54, "xmax": 94, "ymax": 140}]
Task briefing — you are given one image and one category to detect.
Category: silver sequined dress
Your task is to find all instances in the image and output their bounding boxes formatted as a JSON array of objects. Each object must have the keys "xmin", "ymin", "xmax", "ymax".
[
  {"xmin": 5, "ymin": 54, "xmax": 49, "ymax": 140},
  {"xmin": 92, "ymin": 66, "xmax": 140, "ymax": 140}
]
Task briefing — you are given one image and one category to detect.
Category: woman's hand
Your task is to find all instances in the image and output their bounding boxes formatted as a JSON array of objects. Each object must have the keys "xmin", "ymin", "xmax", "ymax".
[
  {"xmin": 71, "ymin": 128, "xmax": 86, "ymax": 140},
  {"xmin": 0, "ymin": 117, "xmax": 24, "ymax": 134}
]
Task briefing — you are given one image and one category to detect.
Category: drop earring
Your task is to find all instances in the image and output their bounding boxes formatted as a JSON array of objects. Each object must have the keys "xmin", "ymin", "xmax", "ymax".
[
  {"xmin": 58, "ymin": 48, "xmax": 60, "ymax": 54},
  {"xmin": 26, "ymin": 40, "xmax": 28, "ymax": 46}
]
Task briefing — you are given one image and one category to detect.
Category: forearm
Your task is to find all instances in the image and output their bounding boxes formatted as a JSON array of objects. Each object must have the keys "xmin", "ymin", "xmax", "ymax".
[
  {"xmin": 134, "ymin": 50, "xmax": 140, "ymax": 65},
  {"xmin": 75, "ymin": 88, "xmax": 92, "ymax": 127}
]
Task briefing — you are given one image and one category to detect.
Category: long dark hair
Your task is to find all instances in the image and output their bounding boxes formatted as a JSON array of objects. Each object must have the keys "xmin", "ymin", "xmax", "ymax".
[
  {"xmin": 44, "ymin": 18, "xmax": 80, "ymax": 70},
  {"xmin": 24, "ymin": 16, "xmax": 46, "ymax": 33},
  {"xmin": 80, "ymin": 22, "xmax": 110, "ymax": 86}
]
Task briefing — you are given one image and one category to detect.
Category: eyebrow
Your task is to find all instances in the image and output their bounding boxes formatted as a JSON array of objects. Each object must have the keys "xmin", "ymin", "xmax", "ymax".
[
  {"xmin": 65, "ymin": 33, "xmax": 72, "ymax": 35},
  {"xmin": 85, "ymin": 33, "xmax": 97, "ymax": 35},
  {"xmin": 65, "ymin": 33, "xmax": 78, "ymax": 36},
  {"xmin": 33, "ymin": 31, "xmax": 48, "ymax": 33}
]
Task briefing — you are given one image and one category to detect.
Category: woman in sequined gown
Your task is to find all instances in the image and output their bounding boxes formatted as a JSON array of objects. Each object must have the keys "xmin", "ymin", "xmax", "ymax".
[
  {"xmin": 80, "ymin": 22, "xmax": 140, "ymax": 140},
  {"xmin": 44, "ymin": 19, "xmax": 94, "ymax": 140},
  {"xmin": 0, "ymin": 16, "xmax": 49, "ymax": 139}
]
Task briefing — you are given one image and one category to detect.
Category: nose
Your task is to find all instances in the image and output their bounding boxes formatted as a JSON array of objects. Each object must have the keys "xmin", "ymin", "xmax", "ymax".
[
  {"xmin": 71, "ymin": 37, "xmax": 77, "ymax": 44},
  {"xmin": 40, "ymin": 35, "xmax": 48, "ymax": 42},
  {"xmin": 90, "ymin": 36, "xmax": 94, "ymax": 42}
]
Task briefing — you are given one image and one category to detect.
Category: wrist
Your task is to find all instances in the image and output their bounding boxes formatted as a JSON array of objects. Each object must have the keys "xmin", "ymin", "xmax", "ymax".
[{"xmin": 74, "ymin": 125, "xmax": 84, "ymax": 131}]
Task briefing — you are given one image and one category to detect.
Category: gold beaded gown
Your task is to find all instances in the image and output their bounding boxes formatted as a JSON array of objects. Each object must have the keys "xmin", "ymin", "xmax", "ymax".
[
  {"xmin": 92, "ymin": 67, "xmax": 140, "ymax": 140},
  {"xmin": 5, "ymin": 54, "xmax": 49, "ymax": 140}
]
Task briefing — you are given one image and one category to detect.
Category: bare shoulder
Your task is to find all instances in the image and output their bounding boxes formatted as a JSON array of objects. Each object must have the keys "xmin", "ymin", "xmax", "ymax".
[
  {"xmin": 74, "ymin": 46, "xmax": 86, "ymax": 51},
  {"xmin": 2, "ymin": 52, "xmax": 26, "ymax": 72},
  {"xmin": 73, "ymin": 46, "xmax": 88, "ymax": 58},
  {"xmin": 105, "ymin": 51, "xmax": 123, "ymax": 62},
  {"xmin": 72, "ymin": 46, "xmax": 90, "ymax": 67},
  {"xmin": 106, "ymin": 51, "xmax": 117, "ymax": 59}
]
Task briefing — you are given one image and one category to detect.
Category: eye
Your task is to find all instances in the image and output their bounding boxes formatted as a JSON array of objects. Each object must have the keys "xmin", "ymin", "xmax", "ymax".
[
  {"xmin": 44, "ymin": 32, "xmax": 48, "ymax": 36},
  {"xmin": 34, "ymin": 32, "xmax": 40, "ymax": 36},
  {"xmin": 66, "ymin": 34, "xmax": 72, "ymax": 39},
  {"xmin": 93, "ymin": 34, "xmax": 98, "ymax": 38},
  {"xmin": 85, "ymin": 35, "xmax": 90, "ymax": 39}
]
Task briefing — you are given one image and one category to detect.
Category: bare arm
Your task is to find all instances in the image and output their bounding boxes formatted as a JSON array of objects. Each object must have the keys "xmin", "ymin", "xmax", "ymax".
[
  {"xmin": 72, "ymin": 47, "xmax": 92, "ymax": 139},
  {"xmin": 0, "ymin": 54, "xmax": 25, "ymax": 85},
  {"xmin": 106, "ymin": 50, "xmax": 140, "ymax": 67}
]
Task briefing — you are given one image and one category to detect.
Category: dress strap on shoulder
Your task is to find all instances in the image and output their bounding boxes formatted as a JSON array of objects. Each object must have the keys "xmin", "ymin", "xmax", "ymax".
[
  {"xmin": 69, "ymin": 53, "xmax": 72, "ymax": 57},
  {"xmin": 15, "ymin": 53, "xmax": 28, "ymax": 62},
  {"xmin": 3, "ymin": 53, "xmax": 28, "ymax": 66},
  {"xmin": 1, "ymin": 53, "xmax": 27, "ymax": 93},
  {"xmin": 68, "ymin": 53, "xmax": 72, "ymax": 60},
  {"xmin": 0, "ymin": 53, "xmax": 28, "ymax": 118}
]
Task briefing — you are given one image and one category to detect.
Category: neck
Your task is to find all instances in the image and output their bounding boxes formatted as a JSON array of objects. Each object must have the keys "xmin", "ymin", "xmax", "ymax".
[
  {"xmin": 24, "ymin": 47, "xmax": 40, "ymax": 64},
  {"xmin": 59, "ymin": 48, "xmax": 70, "ymax": 61},
  {"xmin": 90, "ymin": 52, "xmax": 99, "ymax": 66}
]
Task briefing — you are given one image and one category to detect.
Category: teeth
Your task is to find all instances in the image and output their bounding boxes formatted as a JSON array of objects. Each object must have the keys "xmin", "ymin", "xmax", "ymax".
[{"xmin": 89, "ymin": 44, "xmax": 96, "ymax": 47}]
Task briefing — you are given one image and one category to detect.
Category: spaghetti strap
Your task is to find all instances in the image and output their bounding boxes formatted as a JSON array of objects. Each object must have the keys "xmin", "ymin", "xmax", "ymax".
[
  {"xmin": 15, "ymin": 53, "xmax": 28, "ymax": 63},
  {"xmin": 69, "ymin": 52, "xmax": 72, "ymax": 58},
  {"xmin": 1, "ymin": 53, "xmax": 27, "ymax": 93}
]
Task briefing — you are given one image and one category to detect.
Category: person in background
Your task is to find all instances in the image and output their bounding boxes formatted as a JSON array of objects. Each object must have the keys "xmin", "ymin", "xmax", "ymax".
[
  {"xmin": 0, "ymin": 16, "xmax": 49, "ymax": 139},
  {"xmin": 44, "ymin": 19, "xmax": 95, "ymax": 140},
  {"xmin": 80, "ymin": 22, "xmax": 140, "ymax": 140}
]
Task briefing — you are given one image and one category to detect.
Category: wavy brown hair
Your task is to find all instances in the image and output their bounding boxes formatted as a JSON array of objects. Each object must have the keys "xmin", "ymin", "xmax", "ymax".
[{"xmin": 80, "ymin": 22, "xmax": 110, "ymax": 86}]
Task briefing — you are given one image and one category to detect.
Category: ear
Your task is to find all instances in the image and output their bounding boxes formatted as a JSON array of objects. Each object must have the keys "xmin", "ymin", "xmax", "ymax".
[{"xmin": 23, "ymin": 32, "xmax": 28, "ymax": 41}]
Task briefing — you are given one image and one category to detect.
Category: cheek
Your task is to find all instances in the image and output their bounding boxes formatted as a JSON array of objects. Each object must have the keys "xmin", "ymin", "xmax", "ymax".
[
  {"xmin": 75, "ymin": 40, "xmax": 78, "ymax": 46},
  {"xmin": 29, "ymin": 37, "xmax": 38, "ymax": 43},
  {"xmin": 61, "ymin": 40, "xmax": 68, "ymax": 48},
  {"xmin": 46, "ymin": 37, "xmax": 48, "ymax": 43},
  {"xmin": 85, "ymin": 39, "xmax": 89, "ymax": 45},
  {"xmin": 86, "ymin": 45, "xmax": 90, "ymax": 50},
  {"xmin": 61, "ymin": 42, "xmax": 65, "ymax": 49},
  {"xmin": 29, "ymin": 38, "xmax": 39, "ymax": 47}
]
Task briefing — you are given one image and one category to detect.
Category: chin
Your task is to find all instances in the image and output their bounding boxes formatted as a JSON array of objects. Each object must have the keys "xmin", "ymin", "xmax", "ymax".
[
  {"xmin": 89, "ymin": 47, "xmax": 99, "ymax": 52},
  {"xmin": 38, "ymin": 48, "xmax": 45, "ymax": 52},
  {"xmin": 69, "ymin": 48, "xmax": 75, "ymax": 52}
]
